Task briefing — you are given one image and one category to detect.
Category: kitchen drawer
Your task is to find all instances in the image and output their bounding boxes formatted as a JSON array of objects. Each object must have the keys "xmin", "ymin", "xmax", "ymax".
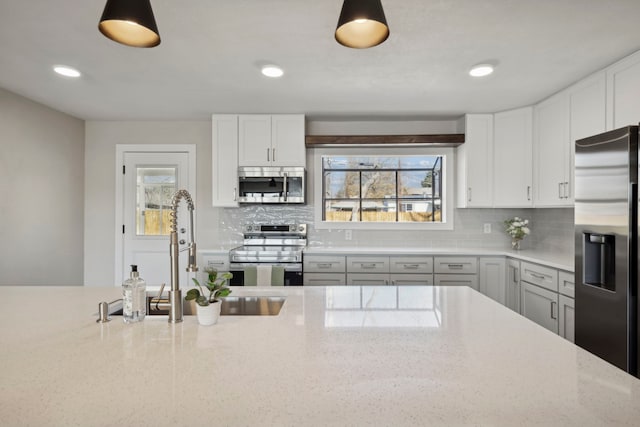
[
  {"xmin": 347, "ymin": 273, "xmax": 389, "ymax": 286},
  {"xmin": 521, "ymin": 261, "xmax": 558, "ymax": 292},
  {"xmin": 303, "ymin": 255, "xmax": 346, "ymax": 273},
  {"xmin": 390, "ymin": 273, "xmax": 433, "ymax": 286},
  {"xmin": 346, "ymin": 256, "xmax": 390, "ymax": 273},
  {"xmin": 434, "ymin": 274, "xmax": 479, "ymax": 291},
  {"xmin": 558, "ymin": 271, "xmax": 575, "ymax": 298},
  {"xmin": 303, "ymin": 273, "xmax": 346, "ymax": 286},
  {"xmin": 389, "ymin": 256, "xmax": 433, "ymax": 274},
  {"xmin": 434, "ymin": 257, "xmax": 478, "ymax": 274}
]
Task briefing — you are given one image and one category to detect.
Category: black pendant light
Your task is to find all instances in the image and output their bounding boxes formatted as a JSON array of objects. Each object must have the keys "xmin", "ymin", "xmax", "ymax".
[
  {"xmin": 335, "ymin": 0, "xmax": 389, "ymax": 49},
  {"xmin": 98, "ymin": 0, "xmax": 161, "ymax": 48}
]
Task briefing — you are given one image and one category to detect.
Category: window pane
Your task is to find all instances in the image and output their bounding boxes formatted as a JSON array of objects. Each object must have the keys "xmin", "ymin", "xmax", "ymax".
[
  {"xmin": 324, "ymin": 171, "xmax": 360, "ymax": 198},
  {"xmin": 399, "ymin": 171, "xmax": 433, "ymax": 198},
  {"xmin": 398, "ymin": 200, "xmax": 440, "ymax": 222},
  {"xmin": 361, "ymin": 201, "xmax": 397, "ymax": 222},
  {"xmin": 361, "ymin": 171, "xmax": 396, "ymax": 198},
  {"xmin": 325, "ymin": 200, "xmax": 360, "ymax": 222},
  {"xmin": 136, "ymin": 167, "xmax": 176, "ymax": 236}
]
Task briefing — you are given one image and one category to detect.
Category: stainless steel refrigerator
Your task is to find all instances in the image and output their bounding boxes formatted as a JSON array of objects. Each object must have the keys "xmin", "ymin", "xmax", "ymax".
[{"xmin": 575, "ymin": 125, "xmax": 639, "ymax": 376}]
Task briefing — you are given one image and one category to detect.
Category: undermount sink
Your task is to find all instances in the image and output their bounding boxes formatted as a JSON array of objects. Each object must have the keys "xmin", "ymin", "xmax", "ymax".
[{"xmin": 109, "ymin": 295, "xmax": 285, "ymax": 317}]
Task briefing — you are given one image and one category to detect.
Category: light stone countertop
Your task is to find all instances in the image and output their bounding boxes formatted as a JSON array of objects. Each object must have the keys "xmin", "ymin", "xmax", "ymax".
[
  {"xmin": 1, "ymin": 285, "xmax": 638, "ymax": 426},
  {"xmin": 303, "ymin": 247, "xmax": 574, "ymax": 272}
]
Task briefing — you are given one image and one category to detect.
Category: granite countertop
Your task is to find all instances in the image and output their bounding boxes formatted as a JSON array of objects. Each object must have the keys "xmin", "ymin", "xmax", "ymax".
[{"xmin": 1, "ymin": 285, "xmax": 638, "ymax": 425}]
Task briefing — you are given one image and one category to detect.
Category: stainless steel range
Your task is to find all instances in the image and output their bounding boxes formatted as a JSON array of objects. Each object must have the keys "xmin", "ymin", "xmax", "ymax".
[{"xmin": 229, "ymin": 223, "xmax": 306, "ymax": 286}]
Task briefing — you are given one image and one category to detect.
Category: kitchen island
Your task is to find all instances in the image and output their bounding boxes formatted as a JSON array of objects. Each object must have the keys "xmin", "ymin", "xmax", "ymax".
[{"xmin": 1, "ymin": 285, "xmax": 639, "ymax": 426}]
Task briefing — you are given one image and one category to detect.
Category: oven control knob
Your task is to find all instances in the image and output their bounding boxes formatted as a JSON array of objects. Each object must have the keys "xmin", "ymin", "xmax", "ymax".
[
  {"xmin": 247, "ymin": 225, "xmax": 253, "ymax": 232},
  {"xmin": 298, "ymin": 225, "xmax": 305, "ymax": 232}
]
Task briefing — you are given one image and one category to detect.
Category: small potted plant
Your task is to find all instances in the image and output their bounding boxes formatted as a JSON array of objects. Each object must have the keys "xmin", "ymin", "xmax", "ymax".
[{"xmin": 186, "ymin": 268, "xmax": 232, "ymax": 325}]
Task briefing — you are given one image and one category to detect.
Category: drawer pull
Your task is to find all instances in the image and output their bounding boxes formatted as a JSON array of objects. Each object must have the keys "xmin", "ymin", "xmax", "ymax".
[
  {"xmin": 529, "ymin": 272, "xmax": 546, "ymax": 280},
  {"xmin": 360, "ymin": 263, "xmax": 378, "ymax": 269},
  {"xmin": 402, "ymin": 264, "xmax": 420, "ymax": 269},
  {"xmin": 447, "ymin": 264, "xmax": 464, "ymax": 269},
  {"xmin": 316, "ymin": 263, "xmax": 334, "ymax": 268}
]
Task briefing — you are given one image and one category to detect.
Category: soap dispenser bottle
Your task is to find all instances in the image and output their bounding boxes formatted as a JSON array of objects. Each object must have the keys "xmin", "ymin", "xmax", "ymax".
[{"xmin": 122, "ymin": 265, "xmax": 146, "ymax": 323}]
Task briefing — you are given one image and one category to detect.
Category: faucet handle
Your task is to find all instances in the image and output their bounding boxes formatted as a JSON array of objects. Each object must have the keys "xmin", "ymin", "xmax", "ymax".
[{"xmin": 157, "ymin": 283, "xmax": 166, "ymax": 299}]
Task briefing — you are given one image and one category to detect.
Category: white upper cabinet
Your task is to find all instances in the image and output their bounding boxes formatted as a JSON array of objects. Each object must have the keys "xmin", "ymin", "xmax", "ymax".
[
  {"xmin": 493, "ymin": 107, "xmax": 533, "ymax": 207},
  {"xmin": 533, "ymin": 91, "xmax": 571, "ymax": 207},
  {"xmin": 238, "ymin": 114, "xmax": 305, "ymax": 167},
  {"xmin": 211, "ymin": 114, "xmax": 239, "ymax": 207},
  {"xmin": 456, "ymin": 114, "xmax": 493, "ymax": 208},
  {"xmin": 606, "ymin": 50, "xmax": 640, "ymax": 130},
  {"xmin": 570, "ymin": 71, "xmax": 606, "ymax": 142},
  {"xmin": 533, "ymin": 70, "xmax": 606, "ymax": 207}
]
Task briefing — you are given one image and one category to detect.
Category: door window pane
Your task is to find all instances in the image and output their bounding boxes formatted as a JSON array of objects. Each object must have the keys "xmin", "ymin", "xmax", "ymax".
[{"xmin": 136, "ymin": 167, "xmax": 177, "ymax": 236}]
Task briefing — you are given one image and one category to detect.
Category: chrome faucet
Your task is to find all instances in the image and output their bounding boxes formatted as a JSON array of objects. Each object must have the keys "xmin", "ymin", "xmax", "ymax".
[{"xmin": 168, "ymin": 189, "xmax": 198, "ymax": 323}]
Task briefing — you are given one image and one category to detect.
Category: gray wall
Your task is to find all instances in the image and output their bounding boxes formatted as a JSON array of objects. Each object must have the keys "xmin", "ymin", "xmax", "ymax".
[
  {"xmin": 0, "ymin": 88, "xmax": 84, "ymax": 285},
  {"xmin": 84, "ymin": 121, "xmax": 219, "ymax": 286}
]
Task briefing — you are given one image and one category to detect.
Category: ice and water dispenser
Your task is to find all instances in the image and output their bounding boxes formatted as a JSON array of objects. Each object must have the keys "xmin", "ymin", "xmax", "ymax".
[{"xmin": 582, "ymin": 232, "xmax": 616, "ymax": 291}]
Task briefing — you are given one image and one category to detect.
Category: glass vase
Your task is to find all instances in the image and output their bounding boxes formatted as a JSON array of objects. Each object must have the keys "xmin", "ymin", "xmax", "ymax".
[{"xmin": 511, "ymin": 238, "xmax": 522, "ymax": 250}]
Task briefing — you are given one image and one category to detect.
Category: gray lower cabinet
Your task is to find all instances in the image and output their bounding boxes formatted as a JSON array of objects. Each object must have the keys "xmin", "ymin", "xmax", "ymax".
[
  {"xmin": 434, "ymin": 256, "xmax": 479, "ymax": 290},
  {"xmin": 559, "ymin": 294, "xmax": 575, "ymax": 342},
  {"xmin": 303, "ymin": 273, "xmax": 345, "ymax": 286},
  {"xmin": 521, "ymin": 281, "xmax": 559, "ymax": 334},
  {"xmin": 347, "ymin": 273, "xmax": 389, "ymax": 286},
  {"xmin": 506, "ymin": 259, "xmax": 521, "ymax": 313},
  {"xmin": 390, "ymin": 273, "xmax": 433, "ymax": 286},
  {"xmin": 558, "ymin": 271, "xmax": 575, "ymax": 342},
  {"xmin": 434, "ymin": 273, "xmax": 479, "ymax": 290},
  {"xmin": 479, "ymin": 257, "xmax": 506, "ymax": 305},
  {"xmin": 303, "ymin": 254, "xmax": 346, "ymax": 285}
]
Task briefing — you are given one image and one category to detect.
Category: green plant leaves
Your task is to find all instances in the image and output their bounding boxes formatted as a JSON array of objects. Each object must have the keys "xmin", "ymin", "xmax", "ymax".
[{"xmin": 185, "ymin": 288, "xmax": 201, "ymax": 301}]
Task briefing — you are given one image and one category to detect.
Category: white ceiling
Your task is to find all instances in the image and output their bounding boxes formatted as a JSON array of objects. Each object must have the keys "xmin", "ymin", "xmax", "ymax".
[{"xmin": 1, "ymin": 0, "xmax": 640, "ymax": 121}]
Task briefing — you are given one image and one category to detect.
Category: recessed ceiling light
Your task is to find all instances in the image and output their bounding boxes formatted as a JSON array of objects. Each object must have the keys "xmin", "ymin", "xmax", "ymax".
[
  {"xmin": 53, "ymin": 65, "xmax": 81, "ymax": 78},
  {"xmin": 261, "ymin": 65, "xmax": 284, "ymax": 78},
  {"xmin": 469, "ymin": 64, "xmax": 494, "ymax": 77}
]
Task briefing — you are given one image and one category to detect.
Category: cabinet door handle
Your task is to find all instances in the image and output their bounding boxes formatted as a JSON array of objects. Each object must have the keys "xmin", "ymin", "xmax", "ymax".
[
  {"xmin": 551, "ymin": 301, "xmax": 557, "ymax": 320},
  {"xmin": 233, "ymin": 188, "xmax": 237, "ymax": 201},
  {"xmin": 385, "ymin": 279, "xmax": 389, "ymax": 286},
  {"xmin": 468, "ymin": 187, "xmax": 472, "ymax": 202},
  {"xmin": 272, "ymin": 148, "xmax": 276, "ymax": 162},
  {"xmin": 267, "ymin": 148, "xmax": 270, "ymax": 162},
  {"xmin": 513, "ymin": 267, "xmax": 519, "ymax": 282},
  {"xmin": 527, "ymin": 186, "xmax": 531, "ymax": 201},
  {"xmin": 558, "ymin": 182, "xmax": 563, "ymax": 199},
  {"xmin": 564, "ymin": 182, "xmax": 570, "ymax": 199}
]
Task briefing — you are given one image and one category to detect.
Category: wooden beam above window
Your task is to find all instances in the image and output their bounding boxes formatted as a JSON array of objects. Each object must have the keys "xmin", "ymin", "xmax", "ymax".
[{"xmin": 305, "ymin": 134, "xmax": 465, "ymax": 147}]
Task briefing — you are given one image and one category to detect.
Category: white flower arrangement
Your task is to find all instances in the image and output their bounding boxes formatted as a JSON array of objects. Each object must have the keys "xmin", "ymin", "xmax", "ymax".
[{"xmin": 504, "ymin": 217, "xmax": 530, "ymax": 240}]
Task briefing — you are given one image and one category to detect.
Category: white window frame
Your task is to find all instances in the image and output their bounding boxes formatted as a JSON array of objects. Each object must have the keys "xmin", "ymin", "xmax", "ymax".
[{"xmin": 313, "ymin": 147, "xmax": 454, "ymax": 231}]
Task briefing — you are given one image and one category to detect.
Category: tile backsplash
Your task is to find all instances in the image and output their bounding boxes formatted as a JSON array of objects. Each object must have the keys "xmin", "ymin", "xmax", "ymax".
[{"xmin": 218, "ymin": 205, "xmax": 574, "ymax": 255}]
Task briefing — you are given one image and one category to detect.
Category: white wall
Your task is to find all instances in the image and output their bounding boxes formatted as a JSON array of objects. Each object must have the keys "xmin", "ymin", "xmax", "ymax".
[{"xmin": 0, "ymin": 88, "xmax": 84, "ymax": 285}]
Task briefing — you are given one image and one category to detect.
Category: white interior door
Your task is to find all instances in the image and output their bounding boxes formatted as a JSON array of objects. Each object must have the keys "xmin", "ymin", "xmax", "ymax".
[{"xmin": 118, "ymin": 150, "xmax": 195, "ymax": 287}]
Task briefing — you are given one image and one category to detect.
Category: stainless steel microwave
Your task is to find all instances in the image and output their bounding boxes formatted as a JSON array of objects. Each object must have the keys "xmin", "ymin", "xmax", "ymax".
[{"xmin": 237, "ymin": 166, "xmax": 305, "ymax": 204}]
